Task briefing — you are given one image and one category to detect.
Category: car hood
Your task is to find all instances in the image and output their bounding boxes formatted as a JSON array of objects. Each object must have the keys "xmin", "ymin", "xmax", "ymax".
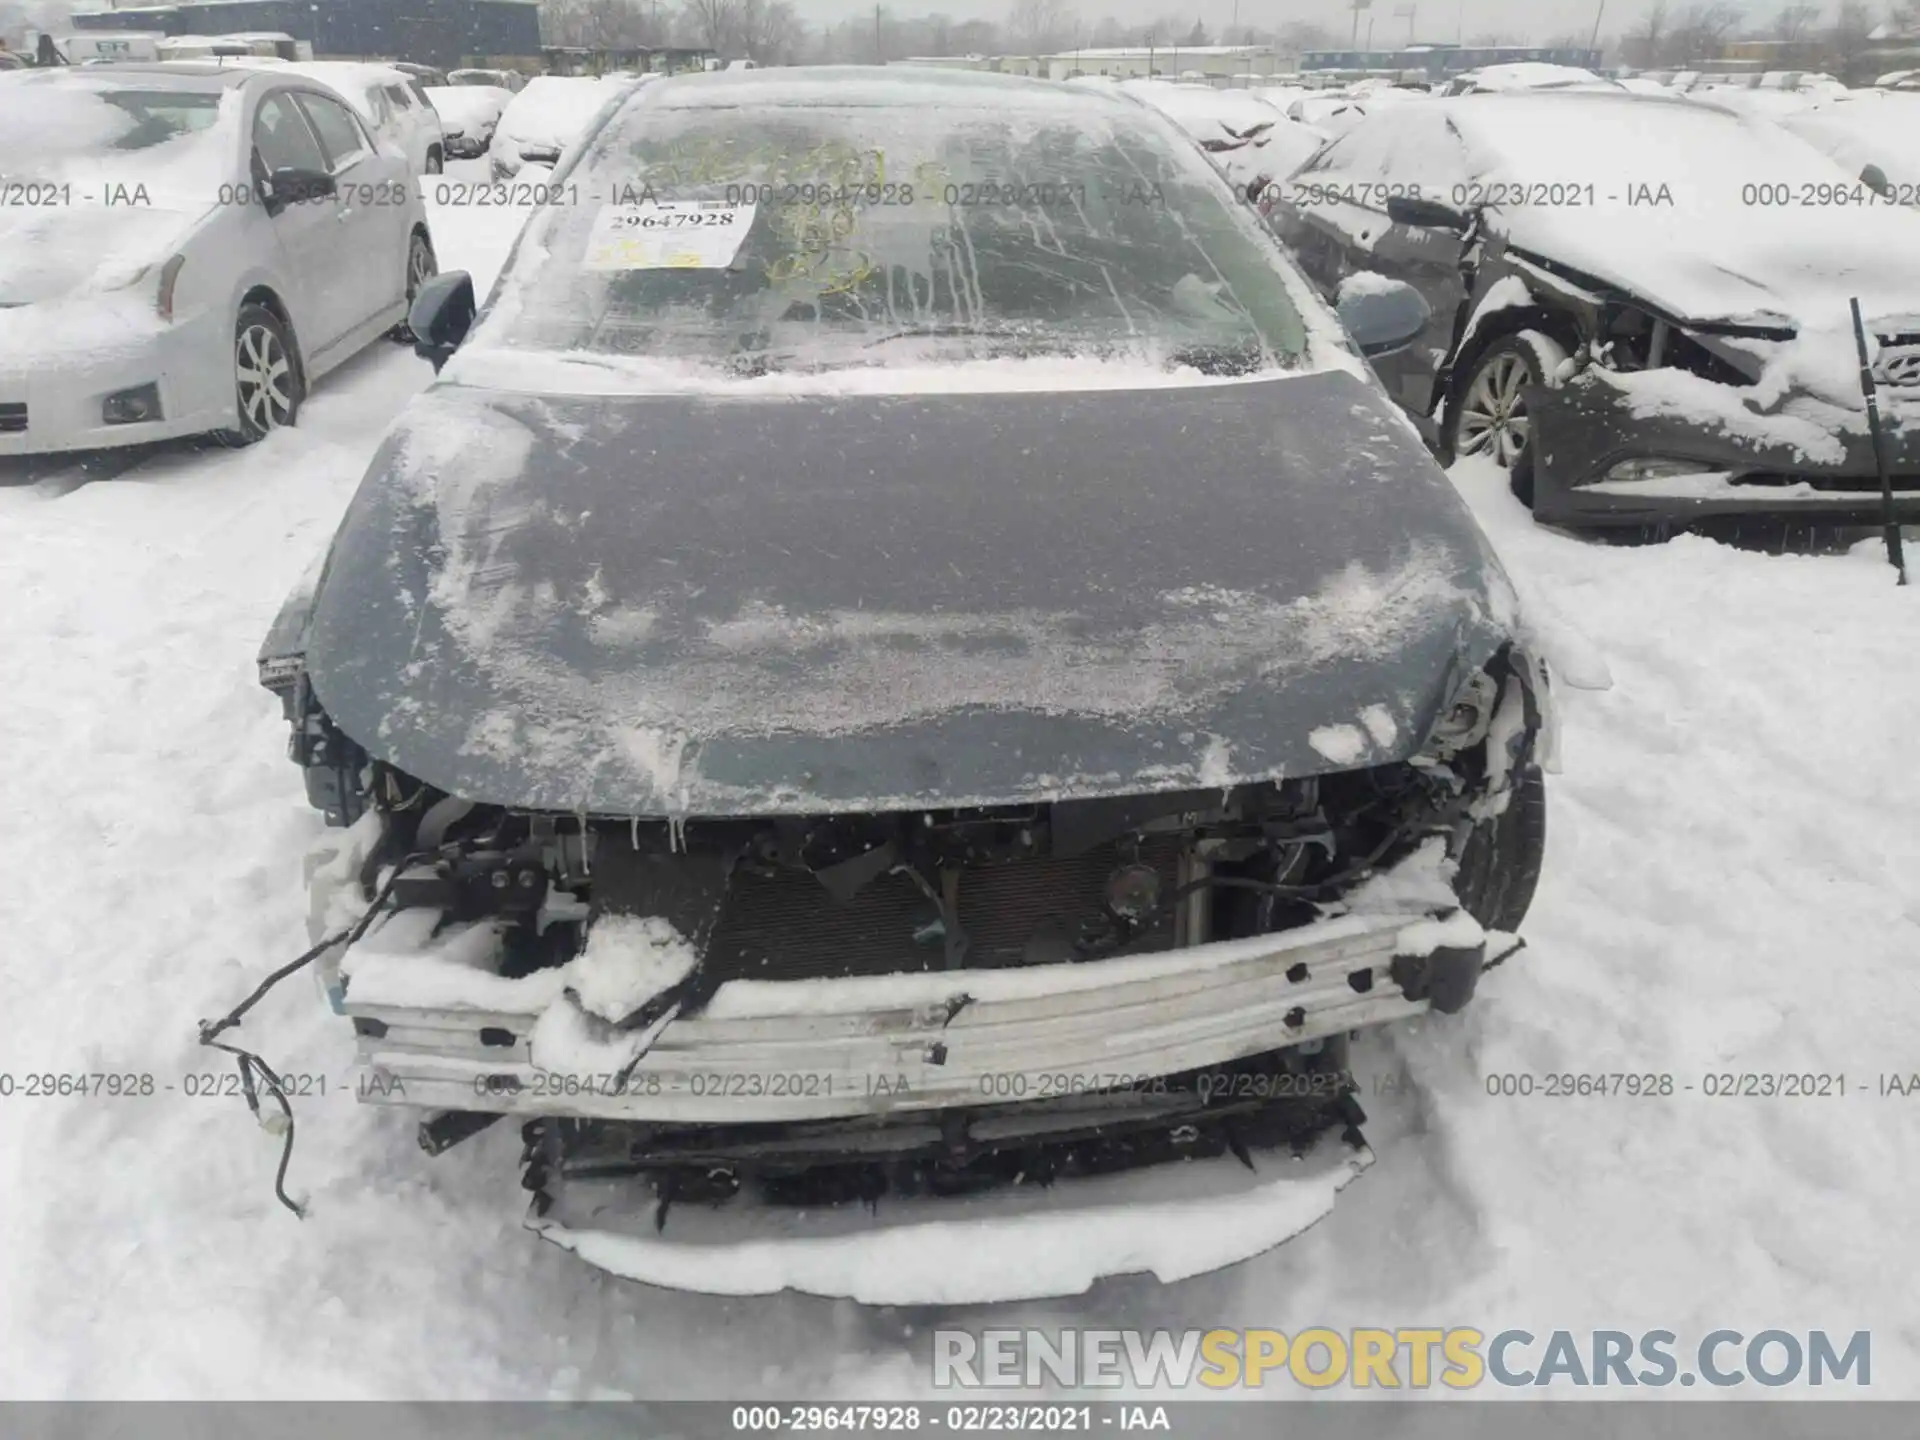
[
  {"xmin": 0, "ymin": 204, "xmax": 201, "ymax": 306},
  {"xmin": 302, "ymin": 366, "xmax": 1520, "ymax": 817},
  {"xmin": 1501, "ymin": 197, "xmax": 1920, "ymax": 331}
]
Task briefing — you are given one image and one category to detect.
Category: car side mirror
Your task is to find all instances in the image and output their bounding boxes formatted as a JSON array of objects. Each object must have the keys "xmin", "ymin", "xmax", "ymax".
[
  {"xmin": 520, "ymin": 143, "xmax": 561, "ymax": 164},
  {"xmin": 1385, "ymin": 193, "xmax": 1470, "ymax": 231},
  {"xmin": 409, "ymin": 270, "xmax": 476, "ymax": 372},
  {"xmin": 1336, "ymin": 275, "xmax": 1433, "ymax": 357},
  {"xmin": 265, "ymin": 165, "xmax": 335, "ymax": 213}
]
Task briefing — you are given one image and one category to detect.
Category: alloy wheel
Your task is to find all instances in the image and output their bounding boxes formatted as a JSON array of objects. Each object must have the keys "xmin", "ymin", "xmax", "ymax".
[
  {"xmin": 407, "ymin": 234, "xmax": 436, "ymax": 299},
  {"xmin": 235, "ymin": 323, "xmax": 293, "ymax": 435},
  {"xmin": 1455, "ymin": 351, "xmax": 1533, "ymax": 469}
]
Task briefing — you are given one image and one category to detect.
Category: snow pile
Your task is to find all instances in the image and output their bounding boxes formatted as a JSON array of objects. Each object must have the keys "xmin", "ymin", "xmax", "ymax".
[
  {"xmin": 564, "ymin": 914, "xmax": 697, "ymax": 1024},
  {"xmin": 537, "ymin": 1143, "xmax": 1372, "ymax": 1305},
  {"xmin": 527, "ymin": 993, "xmax": 678, "ymax": 1080},
  {"xmin": 344, "ymin": 909, "xmax": 696, "ymax": 1028}
]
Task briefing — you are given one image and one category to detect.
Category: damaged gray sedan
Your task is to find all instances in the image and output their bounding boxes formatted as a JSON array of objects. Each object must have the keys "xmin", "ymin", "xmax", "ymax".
[{"xmin": 257, "ymin": 68, "xmax": 1552, "ymax": 1302}]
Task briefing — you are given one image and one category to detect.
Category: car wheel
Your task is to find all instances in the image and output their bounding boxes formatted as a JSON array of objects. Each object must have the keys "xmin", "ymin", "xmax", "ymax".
[
  {"xmin": 390, "ymin": 229, "xmax": 438, "ymax": 343},
  {"xmin": 214, "ymin": 305, "xmax": 301, "ymax": 446},
  {"xmin": 425, "ymin": 146, "xmax": 444, "ymax": 174},
  {"xmin": 1452, "ymin": 763, "xmax": 1548, "ymax": 935},
  {"xmin": 1449, "ymin": 330, "xmax": 1566, "ymax": 505}
]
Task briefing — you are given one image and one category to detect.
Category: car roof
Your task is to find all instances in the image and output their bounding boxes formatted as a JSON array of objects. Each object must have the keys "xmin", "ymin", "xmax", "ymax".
[
  {"xmin": 1436, "ymin": 86, "xmax": 1736, "ymax": 130},
  {"xmin": 15, "ymin": 62, "xmax": 255, "ymax": 90},
  {"xmin": 637, "ymin": 63, "xmax": 1116, "ymax": 113}
]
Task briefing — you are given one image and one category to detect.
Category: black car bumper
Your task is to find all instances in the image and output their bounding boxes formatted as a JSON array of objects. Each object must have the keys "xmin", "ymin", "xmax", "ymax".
[{"xmin": 1530, "ymin": 369, "xmax": 1920, "ymax": 527}]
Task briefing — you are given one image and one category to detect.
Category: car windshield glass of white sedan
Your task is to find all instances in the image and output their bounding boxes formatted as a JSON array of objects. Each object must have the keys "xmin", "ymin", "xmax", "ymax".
[
  {"xmin": 495, "ymin": 100, "xmax": 1312, "ymax": 371},
  {"xmin": 0, "ymin": 80, "xmax": 226, "ymax": 170}
]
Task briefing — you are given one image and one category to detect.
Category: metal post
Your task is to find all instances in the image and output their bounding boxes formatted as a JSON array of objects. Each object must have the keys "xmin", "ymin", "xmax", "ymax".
[{"xmin": 1851, "ymin": 296, "xmax": 1909, "ymax": 585}]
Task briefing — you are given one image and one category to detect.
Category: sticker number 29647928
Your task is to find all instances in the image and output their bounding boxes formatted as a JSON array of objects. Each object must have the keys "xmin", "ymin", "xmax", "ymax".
[{"xmin": 582, "ymin": 200, "xmax": 758, "ymax": 270}]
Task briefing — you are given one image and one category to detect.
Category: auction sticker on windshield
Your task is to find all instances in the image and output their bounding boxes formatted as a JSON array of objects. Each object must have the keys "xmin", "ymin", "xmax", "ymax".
[{"xmin": 582, "ymin": 200, "xmax": 756, "ymax": 270}]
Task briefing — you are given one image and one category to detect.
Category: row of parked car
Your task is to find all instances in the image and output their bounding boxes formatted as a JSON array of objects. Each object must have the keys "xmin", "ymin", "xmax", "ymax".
[
  {"xmin": 1115, "ymin": 65, "xmax": 1920, "ymax": 528},
  {"xmin": 8, "ymin": 56, "xmax": 1911, "ymax": 1291},
  {"xmin": 9, "ymin": 55, "xmax": 1920, "ymax": 537}
]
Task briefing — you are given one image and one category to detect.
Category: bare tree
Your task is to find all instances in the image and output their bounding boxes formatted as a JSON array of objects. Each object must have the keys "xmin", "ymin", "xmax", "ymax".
[
  {"xmin": 682, "ymin": 0, "xmax": 741, "ymax": 52},
  {"xmin": 1622, "ymin": 1, "xmax": 1668, "ymax": 67},
  {"xmin": 1664, "ymin": 2, "xmax": 1741, "ymax": 63},
  {"xmin": 737, "ymin": 0, "xmax": 804, "ymax": 62},
  {"xmin": 1773, "ymin": 3, "xmax": 1819, "ymax": 41},
  {"xmin": 542, "ymin": 0, "xmax": 666, "ymax": 48},
  {"xmin": 1828, "ymin": 0, "xmax": 1877, "ymax": 73},
  {"xmin": 1005, "ymin": 0, "xmax": 1072, "ymax": 55}
]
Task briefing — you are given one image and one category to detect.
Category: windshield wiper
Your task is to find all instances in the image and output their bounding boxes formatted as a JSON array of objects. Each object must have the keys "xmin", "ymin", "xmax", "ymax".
[
  {"xmin": 1166, "ymin": 341, "xmax": 1269, "ymax": 376},
  {"xmin": 860, "ymin": 323, "xmax": 1035, "ymax": 349}
]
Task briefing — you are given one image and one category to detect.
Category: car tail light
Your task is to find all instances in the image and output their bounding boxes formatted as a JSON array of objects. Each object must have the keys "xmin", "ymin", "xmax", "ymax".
[{"xmin": 156, "ymin": 254, "xmax": 186, "ymax": 320}]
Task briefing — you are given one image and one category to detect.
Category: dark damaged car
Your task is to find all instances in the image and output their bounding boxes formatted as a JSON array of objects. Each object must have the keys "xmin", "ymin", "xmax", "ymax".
[
  {"xmin": 1263, "ymin": 90, "xmax": 1920, "ymax": 527},
  {"xmin": 258, "ymin": 68, "xmax": 1554, "ymax": 1303}
]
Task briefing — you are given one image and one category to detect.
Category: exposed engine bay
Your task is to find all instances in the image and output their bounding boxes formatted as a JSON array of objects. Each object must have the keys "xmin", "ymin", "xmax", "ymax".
[{"xmin": 263, "ymin": 647, "xmax": 1546, "ymax": 1234}]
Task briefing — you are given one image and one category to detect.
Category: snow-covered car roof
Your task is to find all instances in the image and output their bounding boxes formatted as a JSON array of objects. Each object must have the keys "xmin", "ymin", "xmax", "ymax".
[
  {"xmin": 219, "ymin": 57, "xmax": 419, "ymax": 119},
  {"xmin": 1681, "ymin": 83, "xmax": 1834, "ymax": 119},
  {"xmin": 1286, "ymin": 93, "xmax": 1370, "ymax": 134},
  {"xmin": 493, "ymin": 73, "xmax": 632, "ymax": 151},
  {"xmin": 1115, "ymin": 80, "xmax": 1328, "ymax": 197},
  {"xmin": 1311, "ymin": 90, "xmax": 1920, "ymax": 328},
  {"xmin": 1450, "ymin": 62, "xmax": 1617, "ymax": 93},
  {"xmin": 1779, "ymin": 91, "xmax": 1920, "ymax": 195}
]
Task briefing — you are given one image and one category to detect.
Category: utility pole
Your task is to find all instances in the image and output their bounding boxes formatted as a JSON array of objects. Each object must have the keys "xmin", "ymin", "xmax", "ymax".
[
  {"xmin": 1350, "ymin": 0, "xmax": 1371, "ymax": 49},
  {"xmin": 874, "ymin": 3, "xmax": 882, "ymax": 62},
  {"xmin": 1587, "ymin": 0, "xmax": 1606, "ymax": 59},
  {"xmin": 1395, "ymin": 4, "xmax": 1416, "ymax": 43}
]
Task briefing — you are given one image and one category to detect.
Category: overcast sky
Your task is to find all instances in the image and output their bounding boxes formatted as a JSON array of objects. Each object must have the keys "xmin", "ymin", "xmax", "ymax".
[{"xmin": 813, "ymin": 0, "xmax": 1780, "ymax": 45}]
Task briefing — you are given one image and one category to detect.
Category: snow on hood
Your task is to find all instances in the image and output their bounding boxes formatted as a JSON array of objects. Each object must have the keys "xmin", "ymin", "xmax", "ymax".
[
  {"xmin": 424, "ymin": 83, "xmax": 509, "ymax": 136},
  {"xmin": 303, "ymin": 368, "xmax": 1518, "ymax": 817},
  {"xmin": 494, "ymin": 75, "xmax": 630, "ymax": 154},
  {"xmin": 0, "ymin": 82, "xmax": 238, "ymax": 307},
  {"xmin": 1445, "ymin": 94, "xmax": 1920, "ymax": 329}
]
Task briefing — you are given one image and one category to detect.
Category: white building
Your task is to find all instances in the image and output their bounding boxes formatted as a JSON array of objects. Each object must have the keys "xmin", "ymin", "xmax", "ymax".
[{"xmin": 1045, "ymin": 44, "xmax": 1282, "ymax": 83}]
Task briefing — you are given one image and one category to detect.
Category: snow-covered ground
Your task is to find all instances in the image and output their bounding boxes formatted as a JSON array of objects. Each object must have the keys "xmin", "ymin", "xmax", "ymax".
[{"xmin": 1, "ymin": 176, "xmax": 1917, "ymax": 1399}]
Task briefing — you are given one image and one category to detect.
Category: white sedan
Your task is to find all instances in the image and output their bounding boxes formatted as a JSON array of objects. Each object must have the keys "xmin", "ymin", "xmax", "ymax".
[
  {"xmin": 0, "ymin": 64, "xmax": 434, "ymax": 456},
  {"xmin": 229, "ymin": 60, "xmax": 448, "ymax": 173}
]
